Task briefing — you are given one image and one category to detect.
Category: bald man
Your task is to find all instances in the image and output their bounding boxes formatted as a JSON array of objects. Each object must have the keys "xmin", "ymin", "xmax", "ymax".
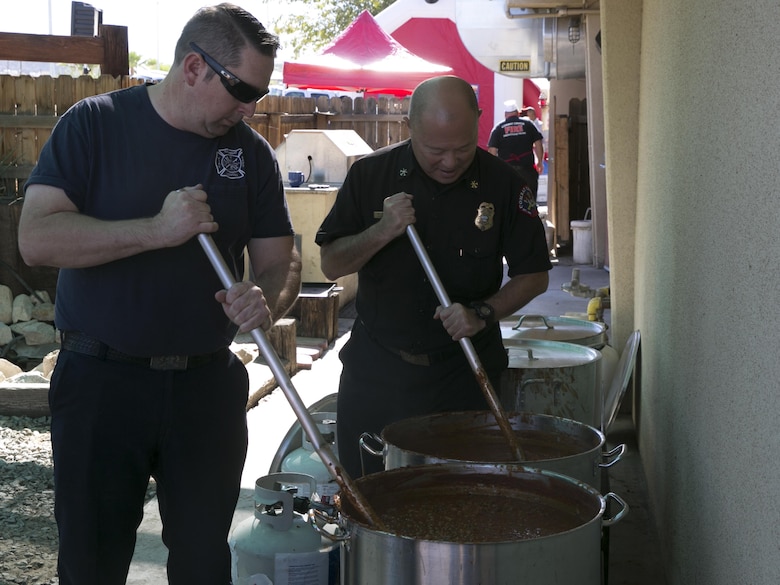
[{"xmin": 315, "ymin": 75, "xmax": 552, "ymax": 478}]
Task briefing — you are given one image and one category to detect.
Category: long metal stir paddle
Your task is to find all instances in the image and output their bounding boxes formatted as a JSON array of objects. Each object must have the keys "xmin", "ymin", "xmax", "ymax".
[
  {"xmin": 197, "ymin": 234, "xmax": 386, "ymax": 530},
  {"xmin": 406, "ymin": 225, "xmax": 525, "ymax": 461}
]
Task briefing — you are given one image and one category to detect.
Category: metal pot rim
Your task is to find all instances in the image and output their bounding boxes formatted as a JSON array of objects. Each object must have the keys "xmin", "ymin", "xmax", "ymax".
[
  {"xmin": 340, "ymin": 464, "xmax": 608, "ymax": 543},
  {"xmin": 381, "ymin": 410, "xmax": 604, "ymax": 465}
]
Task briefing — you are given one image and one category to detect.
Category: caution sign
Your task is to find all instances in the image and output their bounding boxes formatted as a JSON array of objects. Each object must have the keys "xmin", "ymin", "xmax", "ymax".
[{"xmin": 499, "ymin": 60, "xmax": 531, "ymax": 73}]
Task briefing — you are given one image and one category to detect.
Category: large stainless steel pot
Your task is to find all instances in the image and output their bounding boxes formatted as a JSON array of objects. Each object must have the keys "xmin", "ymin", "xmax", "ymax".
[
  {"xmin": 500, "ymin": 339, "xmax": 602, "ymax": 427},
  {"xmin": 501, "ymin": 315, "xmax": 619, "ymax": 411},
  {"xmin": 362, "ymin": 410, "xmax": 624, "ymax": 491},
  {"xmin": 336, "ymin": 463, "xmax": 627, "ymax": 585}
]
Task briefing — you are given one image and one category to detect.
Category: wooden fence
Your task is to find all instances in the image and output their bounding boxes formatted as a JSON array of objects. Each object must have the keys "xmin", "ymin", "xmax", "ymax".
[
  {"xmin": 0, "ymin": 76, "xmax": 410, "ymax": 199},
  {"xmin": 251, "ymin": 94, "xmax": 410, "ymax": 151}
]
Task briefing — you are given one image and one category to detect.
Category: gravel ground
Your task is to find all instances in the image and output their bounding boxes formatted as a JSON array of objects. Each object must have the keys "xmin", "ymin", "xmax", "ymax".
[
  {"xmin": 0, "ymin": 415, "xmax": 58, "ymax": 585},
  {"xmin": 0, "ymin": 415, "xmax": 157, "ymax": 585}
]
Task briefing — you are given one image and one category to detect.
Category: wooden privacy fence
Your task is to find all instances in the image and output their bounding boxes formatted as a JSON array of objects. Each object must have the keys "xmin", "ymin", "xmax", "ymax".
[
  {"xmin": 251, "ymin": 94, "xmax": 410, "ymax": 151},
  {"xmin": 1, "ymin": 76, "xmax": 410, "ymax": 199},
  {"xmin": 0, "ymin": 73, "xmax": 409, "ymax": 298}
]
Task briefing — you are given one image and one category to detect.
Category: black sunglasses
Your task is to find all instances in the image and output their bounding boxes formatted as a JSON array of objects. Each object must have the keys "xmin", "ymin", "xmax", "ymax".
[{"xmin": 189, "ymin": 42, "xmax": 268, "ymax": 104}]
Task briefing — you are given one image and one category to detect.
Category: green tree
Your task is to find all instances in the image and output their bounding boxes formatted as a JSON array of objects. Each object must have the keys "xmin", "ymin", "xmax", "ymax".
[
  {"xmin": 270, "ymin": 0, "xmax": 396, "ymax": 58},
  {"xmin": 129, "ymin": 51, "xmax": 142, "ymax": 75}
]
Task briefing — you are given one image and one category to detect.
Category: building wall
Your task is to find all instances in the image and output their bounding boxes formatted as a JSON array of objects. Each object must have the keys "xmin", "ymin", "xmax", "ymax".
[
  {"xmin": 601, "ymin": 1, "xmax": 641, "ymax": 357},
  {"xmin": 602, "ymin": 0, "xmax": 780, "ymax": 582}
]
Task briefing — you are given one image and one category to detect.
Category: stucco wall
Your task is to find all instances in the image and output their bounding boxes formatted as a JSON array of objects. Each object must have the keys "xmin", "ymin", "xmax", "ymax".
[{"xmin": 616, "ymin": 0, "xmax": 780, "ymax": 582}]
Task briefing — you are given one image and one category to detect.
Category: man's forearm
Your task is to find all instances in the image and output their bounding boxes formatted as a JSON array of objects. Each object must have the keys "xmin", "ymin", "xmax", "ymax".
[
  {"xmin": 485, "ymin": 271, "xmax": 550, "ymax": 320},
  {"xmin": 320, "ymin": 222, "xmax": 397, "ymax": 280},
  {"xmin": 258, "ymin": 250, "xmax": 302, "ymax": 322}
]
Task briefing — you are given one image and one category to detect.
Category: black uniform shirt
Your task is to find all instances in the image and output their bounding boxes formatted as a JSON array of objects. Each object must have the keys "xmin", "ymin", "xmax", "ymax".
[
  {"xmin": 487, "ymin": 115, "xmax": 543, "ymax": 168},
  {"xmin": 315, "ymin": 140, "xmax": 551, "ymax": 354}
]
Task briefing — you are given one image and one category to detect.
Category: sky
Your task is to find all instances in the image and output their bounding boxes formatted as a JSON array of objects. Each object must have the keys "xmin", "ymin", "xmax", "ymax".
[{"xmin": 3, "ymin": 0, "xmax": 284, "ymax": 66}]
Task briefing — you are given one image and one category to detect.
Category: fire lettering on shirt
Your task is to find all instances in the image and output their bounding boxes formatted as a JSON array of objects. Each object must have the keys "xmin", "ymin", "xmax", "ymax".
[{"xmin": 503, "ymin": 125, "xmax": 528, "ymax": 136}]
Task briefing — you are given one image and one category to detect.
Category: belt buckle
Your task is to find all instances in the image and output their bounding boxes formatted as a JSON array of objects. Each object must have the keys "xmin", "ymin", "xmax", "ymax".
[
  {"xmin": 399, "ymin": 350, "xmax": 430, "ymax": 367},
  {"xmin": 150, "ymin": 355, "xmax": 188, "ymax": 371}
]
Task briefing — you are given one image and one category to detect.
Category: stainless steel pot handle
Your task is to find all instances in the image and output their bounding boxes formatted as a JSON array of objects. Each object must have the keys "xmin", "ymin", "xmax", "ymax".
[
  {"xmin": 520, "ymin": 378, "xmax": 566, "ymax": 407},
  {"xmin": 308, "ymin": 509, "xmax": 351, "ymax": 543},
  {"xmin": 358, "ymin": 432, "xmax": 385, "ymax": 457},
  {"xmin": 598, "ymin": 443, "xmax": 626, "ymax": 469},
  {"xmin": 512, "ymin": 314, "xmax": 554, "ymax": 330},
  {"xmin": 602, "ymin": 492, "xmax": 629, "ymax": 527},
  {"xmin": 358, "ymin": 432, "xmax": 385, "ymax": 477}
]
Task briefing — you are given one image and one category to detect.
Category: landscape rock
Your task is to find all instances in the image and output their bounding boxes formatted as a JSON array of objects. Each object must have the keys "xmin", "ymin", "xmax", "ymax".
[
  {"xmin": 12, "ymin": 294, "xmax": 33, "ymax": 323},
  {"xmin": 0, "ymin": 285, "xmax": 11, "ymax": 324},
  {"xmin": 31, "ymin": 303, "xmax": 55, "ymax": 323},
  {"xmin": 41, "ymin": 351, "xmax": 59, "ymax": 379},
  {"xmin": 31, "ymin": 291, "xmax": 52, "ymax": 305},
  {"xmin": 0, "ymin": 359, "xmax": 22, "ymax": 379},
  {"xmin": 0, "ymin": 323, "xmax": 12, "ymax": 346},
  {"xmin": 2, "ymin": 371, "xmax": 50, "ymax": 385},
  {"xmin": 9, "ymin": 322, "xmax": 56, "ymax": 346}
]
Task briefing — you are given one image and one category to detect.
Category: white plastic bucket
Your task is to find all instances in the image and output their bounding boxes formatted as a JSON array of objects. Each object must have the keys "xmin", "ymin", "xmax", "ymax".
[{"xmin": 571, "ymin": 208, "xmax": 593, "ymax": 264}]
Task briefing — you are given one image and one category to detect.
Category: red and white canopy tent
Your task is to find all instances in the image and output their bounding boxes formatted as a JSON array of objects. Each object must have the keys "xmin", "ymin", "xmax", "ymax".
[
  {"xmin": 378, "ymin": 14, "xmax": 541, "ymax": 149},
  {"xmin": 282, "ymin": 11, "xmax": 452, "ymax": 97}
]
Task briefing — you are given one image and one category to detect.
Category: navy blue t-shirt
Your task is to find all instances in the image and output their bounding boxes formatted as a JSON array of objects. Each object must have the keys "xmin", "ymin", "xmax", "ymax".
[{"xmin": 25, "ymin": 85, "xmax": 293, "ymax": 355}]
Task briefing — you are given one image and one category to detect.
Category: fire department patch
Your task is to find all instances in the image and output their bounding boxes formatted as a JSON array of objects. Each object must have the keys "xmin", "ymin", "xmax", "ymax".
[
  {"xmin": 215, "ymin": 148, "xmax": 245, "ymax": 179},
  {"xmin": 517, "ymin": 186, "xmax": 538, "ymax": 218},
  {"xmin": 474, "ymin": 202, "xmax": 495, "ymax": 231}
]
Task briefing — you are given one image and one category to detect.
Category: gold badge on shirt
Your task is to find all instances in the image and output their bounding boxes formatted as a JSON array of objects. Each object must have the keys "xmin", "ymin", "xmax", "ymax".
[{"xmin": 474, "ymin": 202, "xmax": 495, "ymax": 231}]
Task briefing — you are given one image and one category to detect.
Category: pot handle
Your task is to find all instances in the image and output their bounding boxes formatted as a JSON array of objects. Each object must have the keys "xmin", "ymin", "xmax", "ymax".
[
  {"xmin": 511, "ymin": 314, "xmax": 554, "ymax": 330},
  {"xmin": 598, "ymin": 443, "xmax": 626, "ymax": 469},
  {"xmin": 521, "ymin": 378, "xmax": 566, "ymax": 408},
  {"xmin": 359, "ymin": 432, "xmax": 384, "ymax": 457},
  {"xmin": 308, "ymin": 509, "xmax": 351, "ymax": 543},
  {"xmin": 602, "ymin": 492, "xmax": 629, "ymax": 527}
]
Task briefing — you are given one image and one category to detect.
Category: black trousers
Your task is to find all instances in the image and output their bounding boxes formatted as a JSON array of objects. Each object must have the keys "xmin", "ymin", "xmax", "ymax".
[
  {"xmin": 335, "ymin": 320, "xmax": 507, "ymax": 478},
  {"xmin": 49, "ymin": 348, "xmax": 248, "ymax": 585}
]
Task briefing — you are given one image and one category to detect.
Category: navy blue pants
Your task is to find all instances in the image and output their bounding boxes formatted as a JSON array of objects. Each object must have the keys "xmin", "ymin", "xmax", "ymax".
[
  {"xmin": 49, "ymin": 349, "xmax": 249, "ymax": 585},
  {"xmin": 336, "ymin": 320, "xmax": 507, "ymax": 479}
]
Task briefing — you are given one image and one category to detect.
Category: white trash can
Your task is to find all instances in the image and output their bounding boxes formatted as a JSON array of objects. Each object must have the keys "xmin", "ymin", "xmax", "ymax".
[{"xmin": 570, "ymin": 209, "xmax": 593, "ymax": 265}]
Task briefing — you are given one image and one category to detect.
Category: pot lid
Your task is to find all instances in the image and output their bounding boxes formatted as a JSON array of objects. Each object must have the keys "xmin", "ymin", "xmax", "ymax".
[
  {"xmin": 500, "ymin": 314, "xmax": 607, "ymax": 347},
  {"xmin": 503, "ymin": 339, "xmax": 602, "ymax": 369},
  {"xmin": 602, "ymin": 331, "xmax": 641, "ymax": 433}
]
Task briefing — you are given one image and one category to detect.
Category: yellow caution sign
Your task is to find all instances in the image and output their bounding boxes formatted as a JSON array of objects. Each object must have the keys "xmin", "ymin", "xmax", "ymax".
[{"xmin": 499, "ymin": 60, "xmax": 531, "ymax": 73}]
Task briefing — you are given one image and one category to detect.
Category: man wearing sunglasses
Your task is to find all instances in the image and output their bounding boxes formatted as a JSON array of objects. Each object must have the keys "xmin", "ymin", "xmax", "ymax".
[{"xmin": 18, "ymin": 4, "xmax": 301, "ymax": 584}]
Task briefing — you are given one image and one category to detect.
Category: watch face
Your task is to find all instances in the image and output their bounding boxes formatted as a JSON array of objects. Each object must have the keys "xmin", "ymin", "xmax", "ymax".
[{"xmin": 472, "ymin": 302, "xmax": 494, "ymax": 320}]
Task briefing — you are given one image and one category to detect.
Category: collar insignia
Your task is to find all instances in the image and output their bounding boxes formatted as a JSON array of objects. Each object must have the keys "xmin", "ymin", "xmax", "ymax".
[
  {"xmin": 399, "ymin": 168, "xmax": 409, "ymax": 177},
  {"xmin": 470, "ymin": 180, "xmax": 479, "ymax": 189}
]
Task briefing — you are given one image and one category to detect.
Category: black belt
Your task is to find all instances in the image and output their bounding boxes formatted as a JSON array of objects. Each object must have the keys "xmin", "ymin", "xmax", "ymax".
[
  {"xmin": 393, "ymin": 346, "xmax": 462, "ymax": 367},
  {"xmin": 61, "ymin": 331, "xmax": 224, "ymax": 371}
]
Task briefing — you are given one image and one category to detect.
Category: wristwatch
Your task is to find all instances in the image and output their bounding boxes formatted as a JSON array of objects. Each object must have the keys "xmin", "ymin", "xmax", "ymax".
[{"xmin": 469, "ymin": 301, "xmax": 496, "ymax": 325}]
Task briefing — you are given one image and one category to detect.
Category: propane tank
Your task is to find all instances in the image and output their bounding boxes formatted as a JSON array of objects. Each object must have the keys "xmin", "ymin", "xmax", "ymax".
[
  {"xmin": 281, "ymin": 412, "xmax": 339, "ymax": 506},
  {"xmin": 230, "ymin": 472, "xmax": 335, "ymax": 585}
]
